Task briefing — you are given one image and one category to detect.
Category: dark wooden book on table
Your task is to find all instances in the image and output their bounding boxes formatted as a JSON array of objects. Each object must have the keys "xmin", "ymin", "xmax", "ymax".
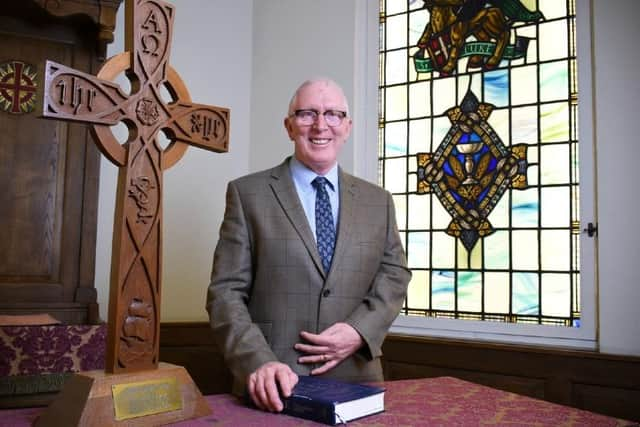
[{"xmin": 281, "ymin": 375, "xmax": 385, "ymax": 425}]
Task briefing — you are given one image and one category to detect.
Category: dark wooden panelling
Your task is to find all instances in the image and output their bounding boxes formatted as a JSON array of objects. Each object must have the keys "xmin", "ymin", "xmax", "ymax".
[
  {"xmin": 0, "ymin": 0, "xmax": 122, "ymax": 325},
  {"xmin": 573, "ymin": 383, "xmax": 640, "ymax": 423},
  {"xmin": 382, "ymin": 334, "xmax": 640, "ymax": 422},
  {"xmin": 159, "ymin": 322, "xmax": 232, "ymax": 395}
]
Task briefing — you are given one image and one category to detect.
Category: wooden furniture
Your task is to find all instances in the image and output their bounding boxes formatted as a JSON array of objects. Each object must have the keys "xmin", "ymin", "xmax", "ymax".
[
  {"xmin": 0, "ymin": 0, "xmax": 123, "ymax": 325},
  {"xmin": 2, "ymin": 377, "xmax": 636, "ymax": 426}
]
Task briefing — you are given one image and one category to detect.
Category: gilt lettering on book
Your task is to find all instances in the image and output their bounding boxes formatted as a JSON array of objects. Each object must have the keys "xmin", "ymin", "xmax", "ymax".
[{"xmin": 282, "ymin": 376, "xmax": 385, "ymax": 425}]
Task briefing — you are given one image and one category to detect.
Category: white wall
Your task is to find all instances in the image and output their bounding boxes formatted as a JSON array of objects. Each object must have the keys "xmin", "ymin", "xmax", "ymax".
[
  {"xmin": 96, "ymin": 0, "xmax": 253, "ymax": 322},
  {"xmin": 94, "ymin": 0, "xmax": 640, "ymax": 356},
  {"xmin": 592, "ymin": 0, "xmax": 640, "ymax": 355},
  {"xmin": 250, "ymin": 0, "xmax": 358, "ymax": 174}
]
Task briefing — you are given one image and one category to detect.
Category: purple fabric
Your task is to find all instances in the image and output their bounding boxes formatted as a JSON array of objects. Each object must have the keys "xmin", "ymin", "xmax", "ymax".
[
  {"xmin": 0, "ymin": 325, "xmax": 105, "ymax": 376},
  {"xmin": 1, "ymin": 377, "xmax": 634, "ymax": 426}
]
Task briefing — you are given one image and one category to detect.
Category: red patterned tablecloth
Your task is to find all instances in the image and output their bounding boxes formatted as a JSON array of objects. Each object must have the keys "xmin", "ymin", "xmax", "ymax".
[{"xmin": 0, "ymin": 376, "xmax": 636, "ymax": 426}]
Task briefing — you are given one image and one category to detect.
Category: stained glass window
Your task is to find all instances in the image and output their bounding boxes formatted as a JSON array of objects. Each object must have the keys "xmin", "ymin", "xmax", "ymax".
[{"xmin": 379, "ymin": 0, "xmax": 580, "ymax": 327}]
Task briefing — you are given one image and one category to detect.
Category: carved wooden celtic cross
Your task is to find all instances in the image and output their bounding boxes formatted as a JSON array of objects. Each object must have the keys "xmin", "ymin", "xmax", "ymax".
[{"xmin": 42, "ymin": 0, "xmax": 229, "ymax": 374}]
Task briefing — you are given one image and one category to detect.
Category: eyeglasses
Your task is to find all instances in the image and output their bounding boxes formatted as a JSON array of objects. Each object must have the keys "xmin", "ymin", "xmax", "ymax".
[{"xmin": 292, "ymin": 109, "xmax": 347, "ymax": 127}]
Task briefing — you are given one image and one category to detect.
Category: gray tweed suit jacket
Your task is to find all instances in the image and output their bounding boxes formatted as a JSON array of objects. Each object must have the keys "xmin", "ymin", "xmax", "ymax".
[{"xmin": 206, "ymin": 158, "xmax": 410, "ymax": 395}]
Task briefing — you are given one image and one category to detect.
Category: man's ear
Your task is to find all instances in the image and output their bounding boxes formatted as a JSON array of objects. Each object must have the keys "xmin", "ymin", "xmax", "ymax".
[{"xmin": 284, "ymin": 117, "xmax": 294, "ymax": 140}]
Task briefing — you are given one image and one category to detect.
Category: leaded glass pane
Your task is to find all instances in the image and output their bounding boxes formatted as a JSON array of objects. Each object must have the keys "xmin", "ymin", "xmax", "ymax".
[
  {"xmin": 485, "ymin": 272, "xmax": 510, "ymax": 313},
  {"xmin": 432, "ymin": 231, "xmax": 455, "ymax": 268},
  {"xmin": 386, "ymin": 49, "xmax": 408, "ymax": 85},
  {"xmin": 409, "ymin": 81, "xmax": 431, "ymax": 118},
  {"xmin": 379, "ymin": 0, "xmax": 580, "ymax": 326},
  {"xmin": 541, "ymin": 229, "xmax": 570, "ymax": 271},
  {"xmin": 485, "ymin": 232, "xmax": 510, "ymax": 269},
  {"xmin": 541, "ymin": 273, "xmax": 571, "ymax": 317},
  {"xmin": 432, "ymin": 270, "xmax": 455, "ymax": 310},
  {"xmin": 513, "ymin": 272, "xmax": 539, "ymax": 315},
  {"xmin": 409, "ymin": 119, "xmax": 430, "ymax": 154},
  {"xmin": 458, "ymin": 271, "xmax": 482, "ymax": 312},
  {"xmin": 540, "ymin": 102, "xmax": 570, "ymax": 142},
  {"xmin": 385, "ymin": 121, "xmax": 408, "ymax": 157}
]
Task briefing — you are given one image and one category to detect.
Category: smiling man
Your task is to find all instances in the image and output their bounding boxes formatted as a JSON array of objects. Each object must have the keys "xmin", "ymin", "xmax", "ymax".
[{"xmin": 206, "ymin": 78, "xmax": 411, "ymax": 413}]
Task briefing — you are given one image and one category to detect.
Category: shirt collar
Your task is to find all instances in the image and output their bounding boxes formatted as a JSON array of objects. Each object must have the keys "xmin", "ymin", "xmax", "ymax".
[{"xmin": 290, "ymin": 156, "xmax": 339, "ymax": 192}]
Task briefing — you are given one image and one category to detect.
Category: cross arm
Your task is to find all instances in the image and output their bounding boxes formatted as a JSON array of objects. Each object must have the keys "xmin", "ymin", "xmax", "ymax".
[
  {"xmin": 42, "ymin": 60, "xmax": 130, "ymax": 125},
  {"xmin": 164, "ymin": 102, "xmax": 230, "ymax": 153}
]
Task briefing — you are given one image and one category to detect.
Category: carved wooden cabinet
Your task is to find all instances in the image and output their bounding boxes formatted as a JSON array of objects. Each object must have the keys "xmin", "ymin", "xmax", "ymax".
[{"xmin": 0, "ymin": 0, "xmax": 122, "ymax": 324}]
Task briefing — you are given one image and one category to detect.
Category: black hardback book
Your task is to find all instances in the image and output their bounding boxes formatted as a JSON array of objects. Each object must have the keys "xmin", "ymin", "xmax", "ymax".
[{"xmin": 281, "ymin": 375, "xmax": 385, "ymax": 425}]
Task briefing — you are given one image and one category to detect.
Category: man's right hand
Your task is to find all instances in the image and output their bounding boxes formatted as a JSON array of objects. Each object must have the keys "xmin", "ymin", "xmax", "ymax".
[{"xmin": 247, "ymin": 361, "xmax": 298, "ymax": 412}]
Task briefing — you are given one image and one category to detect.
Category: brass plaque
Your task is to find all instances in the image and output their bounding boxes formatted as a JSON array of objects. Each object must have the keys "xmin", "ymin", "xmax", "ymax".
[{"xmin": 112, "ymin": 377, "xmax": 182, "ymax": 421}]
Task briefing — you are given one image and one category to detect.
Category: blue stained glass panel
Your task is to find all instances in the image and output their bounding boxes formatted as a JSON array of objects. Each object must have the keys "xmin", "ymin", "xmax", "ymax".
[
  {"xmin": 432, "ymin": 270, "xmax": 455, "ymax": 310},
  {"xmin": 512, "ymin": 188, "xmax": 539, "ymax": 227},
  {"xmin": 458, "ymin": 271, "xmax": 482, "ymax": 312},
  {"xmin": 512, "ymin": 272, "xmax": 539, "ymax": 315},
  {"xmin": 540, "ymin": 61, "xmax": 569, "ymax": 102},
  {"xmin": 385, "ymin": 121, "xmax": 407, "ymax": 156},
  {"xmin": 484, "ymin": 69, "xmax": 509, "ymax": 107}
]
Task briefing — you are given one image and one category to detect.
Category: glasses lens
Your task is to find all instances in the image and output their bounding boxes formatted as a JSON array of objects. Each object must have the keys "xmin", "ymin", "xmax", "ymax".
[
  {"xmin": 324, "ymin": 111, "xmax": 342, "ymax": 126},
  {"xmin": 295, "ymin": 110, "xmax": 316, "ymax": 125}
]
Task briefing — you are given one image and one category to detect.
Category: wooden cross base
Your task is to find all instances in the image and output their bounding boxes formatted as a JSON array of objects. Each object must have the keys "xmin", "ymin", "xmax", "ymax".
[{"xmin": 33, "ymin": 363, "xmax": 210, "ymax": 427}]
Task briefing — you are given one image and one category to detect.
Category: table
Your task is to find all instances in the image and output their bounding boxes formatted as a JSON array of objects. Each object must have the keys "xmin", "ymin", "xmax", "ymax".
[{"xmin": 0, "ymin": 376, "xmax": 636, "ymax": 426}]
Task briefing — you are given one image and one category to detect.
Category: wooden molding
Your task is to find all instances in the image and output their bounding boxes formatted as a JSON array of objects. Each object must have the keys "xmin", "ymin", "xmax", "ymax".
[{"xmin": 32, "ymin": 0, "xmax": 122, "ymax": 57}]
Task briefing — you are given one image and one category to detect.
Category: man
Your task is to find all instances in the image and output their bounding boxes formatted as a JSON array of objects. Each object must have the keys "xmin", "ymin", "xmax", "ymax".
[{"xmin": 206, "ymin": 78, "xmax": 410, "ymax": 413}]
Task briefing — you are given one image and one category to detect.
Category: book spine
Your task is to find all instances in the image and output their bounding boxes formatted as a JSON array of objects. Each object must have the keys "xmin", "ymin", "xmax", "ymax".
[{"xmin": 283, "ymin": 396, "xmax": 336, "ymax": 425}]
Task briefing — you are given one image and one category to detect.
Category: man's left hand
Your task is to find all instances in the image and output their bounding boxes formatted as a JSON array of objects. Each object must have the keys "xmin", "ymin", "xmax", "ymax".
[{"xmin": 295, "ymin": 322, "xmax": 363, "ymax": 375}]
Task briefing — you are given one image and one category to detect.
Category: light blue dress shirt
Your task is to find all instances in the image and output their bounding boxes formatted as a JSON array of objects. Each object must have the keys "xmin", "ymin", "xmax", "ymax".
[{"xmin": 289, "ymin": 156, "xmax": 339, "ymax": 240}]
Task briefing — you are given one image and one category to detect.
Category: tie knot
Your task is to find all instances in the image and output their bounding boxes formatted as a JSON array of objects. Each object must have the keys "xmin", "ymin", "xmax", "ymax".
[{"xmin": 312, "ymin": 176, "xmax": 332, "ymax": 191}]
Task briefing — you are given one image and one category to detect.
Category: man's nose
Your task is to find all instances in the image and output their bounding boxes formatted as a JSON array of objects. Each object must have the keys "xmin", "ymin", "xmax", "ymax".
[{"xmin": 312, "ymin": 113, "xmax": 328, "ymax": 129}]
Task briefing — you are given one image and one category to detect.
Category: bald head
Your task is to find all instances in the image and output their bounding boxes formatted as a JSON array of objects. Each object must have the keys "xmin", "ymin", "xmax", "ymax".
[{"xmin": 287, "ymin": 78, "xmax": 350, "ymax": 117}]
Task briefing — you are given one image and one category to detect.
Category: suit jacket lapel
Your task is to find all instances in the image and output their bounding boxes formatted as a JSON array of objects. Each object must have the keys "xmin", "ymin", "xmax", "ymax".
[
  {"xmin": 269, "ymin": 158, "xmax": 325, "ymax": 275},
  {"xmin": 331, "ymin": 169, "xmax": 357, "ymax": 276}
]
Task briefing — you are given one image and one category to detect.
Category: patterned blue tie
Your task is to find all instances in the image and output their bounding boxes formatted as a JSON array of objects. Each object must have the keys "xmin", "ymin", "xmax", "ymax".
[{"xmin": 312, "ymin": 177, "xmax": 336, "ymax": 273}]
